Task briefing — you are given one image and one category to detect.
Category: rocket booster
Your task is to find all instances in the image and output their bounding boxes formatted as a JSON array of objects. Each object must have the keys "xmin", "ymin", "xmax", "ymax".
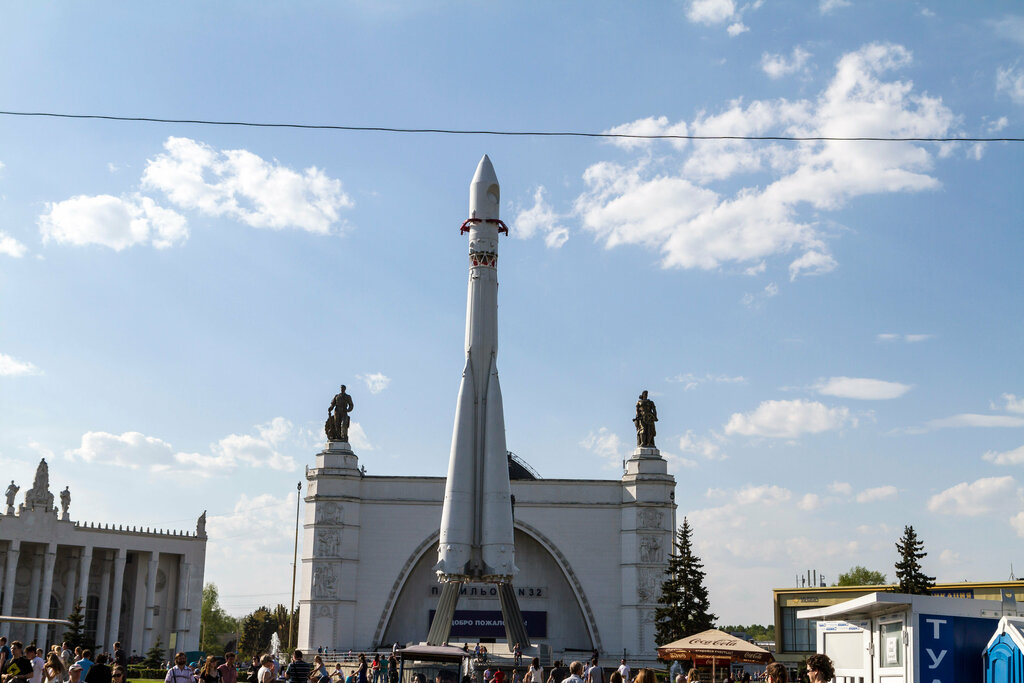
[{"xmin": 435, "ymin": 156, "xmax": 517, "ymax": 582}]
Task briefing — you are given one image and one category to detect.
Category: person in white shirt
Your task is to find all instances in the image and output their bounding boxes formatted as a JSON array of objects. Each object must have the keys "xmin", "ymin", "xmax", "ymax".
[
  {"xmin": 616, "ymin": 662, "xmax": 629, "ymax": 683},
  {"xmin": 258, "ymin": 656, "xmax": 275, "ymax": 683},
  {"xmin": 165, "ymin": 653, "xmax": 193, "ymax": 683},
  {"xmin": 563, "ymin": 663, "xmax": 584, "ymax": 683},
  {"xmin": 585, "ymin": 661, "xmax": 603, "ymax": 683},
  {"xmin": 28, "ymin": 646, "xmax": 45, "ymax": 683}
]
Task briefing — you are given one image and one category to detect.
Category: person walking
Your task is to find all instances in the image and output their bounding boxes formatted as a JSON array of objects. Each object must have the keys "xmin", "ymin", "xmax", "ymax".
[
  {"xmin": 217, "ymin": 653, "xmax": 237, "ymax": 683},
  {"xmin": 257, "ymin": 656, "xmax": 275, "ymax": 683},
  {"xmin": 164, "ymin": 654, "xmax": 192, "ymax": 683},
  {"xmin": 82, "ymin": 655, "xmax": 110, "ymax": 683},
  {"xmin": 43, "ymin": 653, "xmax": 67, "ymax": 683},
  {"xmin": 285, "ymin": 652, "xmax": 310, "ymax": 683},
  {"xmin": 804, "ymin": 655, "xmax": 833, "ymax": 683},
  {"xmin": 526, "ymin": 659, "xmax": 542, "ymax": 683}
]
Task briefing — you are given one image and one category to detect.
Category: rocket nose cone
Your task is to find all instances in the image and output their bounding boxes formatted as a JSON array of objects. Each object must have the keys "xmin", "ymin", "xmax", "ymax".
[{"xmin": 469, "ymin": 155, "xmax": 500, "ymax": 220}]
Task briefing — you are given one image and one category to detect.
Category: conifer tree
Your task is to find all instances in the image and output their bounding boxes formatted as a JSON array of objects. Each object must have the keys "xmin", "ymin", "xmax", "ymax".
[
  {"xmin": 655, "ymin": 517, "xmax": 717, "ymax": 647},
  {"xmin": 894, "ymin": 524, "xmax": 935, "ymax": 594},
  {"xmin": 143, "ymin": 637, "xmax": 165, "ymax": 668},
  {"xmin": 62, "ymin": 598, "xmax": 89, "ymax": 650}
]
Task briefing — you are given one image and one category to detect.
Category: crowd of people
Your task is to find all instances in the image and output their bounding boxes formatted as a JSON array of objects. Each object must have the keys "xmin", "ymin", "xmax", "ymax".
[{"xmin": 0, "ymin": 637, "xmax": 133, "ymax": 683}]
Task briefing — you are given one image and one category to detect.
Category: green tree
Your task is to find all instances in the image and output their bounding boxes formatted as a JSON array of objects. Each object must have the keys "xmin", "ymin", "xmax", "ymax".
[
  {"xmin": 143, "ymin": 637, "xmax": 165, "ymax": 668},
  {"xmin": 835, "ymin": 566, "xmax": 888, "ymax": 586},
  {"xmin": 62, "ymin": 598, "xmax": 89, "ymax": 650},
  {"xmin": 655, "ymin": 517, "xmax": 717, "ymax": 648},
  {"xmin": 720, "ymin": 624, "xmax": 776, "ymax": 642},
  {"xmin": 201, "ymin": 583, "xmax": 239, "ymax": 655},
  {"xmin": 237, "ymin": 604, "xmax": 294, "ymax": 660},
  {"xmin": 894, "ymin": 525, "xmax": 935, "ymax": 594}
]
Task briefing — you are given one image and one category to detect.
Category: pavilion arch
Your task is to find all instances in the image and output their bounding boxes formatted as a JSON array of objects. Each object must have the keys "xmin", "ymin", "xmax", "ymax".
[{"xmin": 373, "ymin": 523, "xmax": 602, "ymax": 652}]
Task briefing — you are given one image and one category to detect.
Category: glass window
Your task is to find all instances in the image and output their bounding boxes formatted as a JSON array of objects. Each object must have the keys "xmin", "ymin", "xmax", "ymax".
[
  {"xmin": 781, "ymin": 606, "xmax": 818, "ymax": 652},
  {"xmin": 879, "ymin": 621, "xmax": 903, "ymax": 668}
]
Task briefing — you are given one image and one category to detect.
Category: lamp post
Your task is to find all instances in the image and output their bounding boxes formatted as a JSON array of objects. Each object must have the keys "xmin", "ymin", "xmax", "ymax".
[{"xmin": 288, "ymin": 481, "xmax": 301, "ymax": 650}]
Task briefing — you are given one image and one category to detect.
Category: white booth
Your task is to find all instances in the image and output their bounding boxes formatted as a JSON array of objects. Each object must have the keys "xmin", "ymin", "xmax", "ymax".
[{"xmin": 797, "ymin": 592, "xmax": 1020, "ymax": 683}]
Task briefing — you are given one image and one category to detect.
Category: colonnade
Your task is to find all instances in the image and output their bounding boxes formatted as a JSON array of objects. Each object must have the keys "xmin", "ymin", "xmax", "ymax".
[{"xmin": 0, "ymin": 540, "xmax": 194, "ymax": 653}]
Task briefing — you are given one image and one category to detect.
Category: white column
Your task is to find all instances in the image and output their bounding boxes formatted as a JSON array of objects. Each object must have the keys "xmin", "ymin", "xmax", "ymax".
[
  {"xmin": 107, "ymin": 549, "xmax": 127, "ymax": 648},
  {"xmin": 95, "ymin": 551, "xmax": 112, "ymax": 651},
  {"xmin": 77, "ymin": 546, "xmax": 94, "ymax": 607},
  {"xmin": 175, "ymin": 558, "xmax": 190, "ymax": 650},
  {"xmin": 35, "ymin": 542, "xmax": 58, "ymax": 645},
  {"xmin": 63, "ymin": 549, "xmax": 79, "ymax": 621},
  {"xmin": 26, "ymin": 548, "xmax": 43, "ymax": 643},
  {"xmin": 1, "ymin": 540, "xmax": 20, "ymax": 615},
  {"xmin": 142, "ymin": 552, "xmax": 159, "ymax": 652}
]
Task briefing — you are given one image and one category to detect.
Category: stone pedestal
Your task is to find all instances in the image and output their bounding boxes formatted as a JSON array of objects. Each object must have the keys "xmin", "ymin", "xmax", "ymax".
[{"xmin": 298, "ymin": 440, "xmax": 363, "ymax": 651}]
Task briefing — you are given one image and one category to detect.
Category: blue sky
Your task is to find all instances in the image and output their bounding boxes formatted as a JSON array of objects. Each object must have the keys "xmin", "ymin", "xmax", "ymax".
[{"xmin": 1, "ymin": 1, "xmax": 1022, "ymax": 626}]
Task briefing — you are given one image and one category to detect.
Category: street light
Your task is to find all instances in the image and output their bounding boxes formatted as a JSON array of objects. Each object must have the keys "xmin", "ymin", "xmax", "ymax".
[{"xmin": 288, "ymin": 481, "xmax": 301, "ymax": 651}]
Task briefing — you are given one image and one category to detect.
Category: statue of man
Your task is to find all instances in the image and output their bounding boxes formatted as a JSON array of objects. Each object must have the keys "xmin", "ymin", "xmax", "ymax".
[
  {"xmin": 326, "ymin": 385, "xmax": 355, "ymax": 441},
  {"xmin": 60, "ymin": 486, "xmax": 71, "ymax": 516},
  {"xmin": 633, "ymin": 390, "xmax": 658, "ymax": 447},
  {"xmin": 5, "ymin": 481, "xmax": 18, "ymax": 508}
]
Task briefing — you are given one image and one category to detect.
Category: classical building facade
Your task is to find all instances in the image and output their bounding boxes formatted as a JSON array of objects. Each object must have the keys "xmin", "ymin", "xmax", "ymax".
[
  {"xmin": 0, "ymin": 459, "xmax": 207, "ymax": 654},
  {"xmin": 297, "ymin": 443, "xmax": 676, "ymax": 665}
]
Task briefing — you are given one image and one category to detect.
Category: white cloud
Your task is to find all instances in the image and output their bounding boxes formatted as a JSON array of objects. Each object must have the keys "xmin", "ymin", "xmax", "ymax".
[
  {"xmin": 788, "ymin": 250, "xmax": 836, "ymax": 280},
  {"xmin": 856, "ymin": 485, "xmax": 897, "ymax": 502},
  {"xmin": 1013, "ymin": 511, "xmax": 1024, "ymax": 538},
  {"xmin": 815, "ymin": 376, "xmax": 911, "ymax": 400},
  {"xmin": 67, "ymin": 431, "xmax": 177, "ymax": 469},
  {"xmin": 829, "ymin": 481, "xmax": 853, "ymax": 496},
  {"xmin": 678, "ymin": 430, "xmax": 727, "ymax": 459},
  {"xmin": 741, "ymin": 282, "xmax": 779, "ymax": 307},
  {"xmin": 581, "ymin": 427, "xmax": 626, "ymax": 467},
  {"xmin": 514, "ymin": 187, "xmax": 569, "ymax": 248},
  {"xmin": 39, "ymin": 194, "xmax": 187, "ymax": 251},
  {"xmin": 687, "ymin": 0, "xmax": 735, "ymax": 25},
  {"xmin": 727, "ymin": 22, "xmax": 749, "ymax": 36},
  {"xmin": 927, "ymin": 414, "xmax": 1024, "ymax": 429},
  {"xmin": 761, "ymin": 47, "xmax": 812, "ymax": 79},
  {"xmin": 928, "ymin": 476, "xmax": 1019, "ymax": 516},
  {"xmin": 667, "ymin": 372, "xmax": 746, "ymax": 390},
  {"xmin": 983, "ymin": 445, "xmax": 1024, "ymax": 466},
  {"xmin": 358, "ymin": 372, "xmax": 392, "ymax": 394},
  {"xmin": 0, "ymin": 232, "xmax": 27, "ymax": 257},
  {"xmin": 66, "ymin": 420, "xmax": 298, "ymax": 474},
  {"xmin": 725, "ymin": 399, "xmax": 853, "ymax": 438},
  {"xmin": 347, "ymin": 422, "xmax": 374, "ymax": 451},
  {"xmin": 0, "ymin": 353, "xmax": 41, "ymax": 377},
  {"xmin": 939, "ymin": 548, "xmax": 962, "ymax": 565},
  {"xmin": 142, "ymin": 137, "xmax": 353, "ymax": 234},
  {"xmin": 987, "ymin": 116, "xmax": 1009, "ymax": 132},
  {"xmin": 707, "ymin": 484, "xmax": 791, "ymax": 505},
  {"xmin": 578, "ymin": 44, "xmax": 955, "ymax": 278},
  {"xmin": 798, "ymin": 493, "xmax": 821, "ymax": 510},
  {"xmin": 877, "ymin": 332, "xmax": 933, "ymax": 343},
  {"xmin": 996, "ymin": 393, "xmax": 1024, "ymax": 414},
  {"xmin": 603, "ymin": 116, "xmax": 690, "ymax": 151},
  {"xmin": 990, "ymin": 15, "xmax": 1024, "ymax": 46},
  {"xmin": 820, "ymin": 0, "xmax": 851, "ymax": 13},
  {"xmin": 996, "ymin": 63, "xmax": 1024, "ymax": 105},
  {"xmin": 744, "ymin": 261, "xmax": 766, "ymax": 275}
]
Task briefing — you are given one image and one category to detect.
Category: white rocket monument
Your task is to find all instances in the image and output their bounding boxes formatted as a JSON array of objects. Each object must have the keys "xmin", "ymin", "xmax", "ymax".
[{"xmin": 427, "ymin": 155, "xmax": 529, "ymax": 647}]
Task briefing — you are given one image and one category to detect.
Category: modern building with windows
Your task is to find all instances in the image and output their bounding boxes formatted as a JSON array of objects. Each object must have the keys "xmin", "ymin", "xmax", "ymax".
[
  {"xmin": 0, "ymin": 459, "xmax": 207, "ymax": 654},
  {"xmin": 772, "ymin": 580, "xmax": 1024, "ymax": 668}
]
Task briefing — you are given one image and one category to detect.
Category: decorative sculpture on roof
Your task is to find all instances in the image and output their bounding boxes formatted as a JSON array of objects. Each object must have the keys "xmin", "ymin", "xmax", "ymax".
[
  {"xmin": 633, "ymin": 390, "xmax": 658, "ymax": 448},
  {"xmin": 197, "ymin": 510, "xmax": 207, "ymax": 538},
  {"xmin": 24, "ymin": 459, "xmax": 55, "ymax": 510},
  {"xmin": 60, "ymin": 486, "xmax": 71, "ymax": 520},
  {"xmin": 5, "ymin": 481, "xmax": 18, "ymax": 514},
  {"xmin": 326, "ymin": 385, "xmax": 354, "ymax": 442}
]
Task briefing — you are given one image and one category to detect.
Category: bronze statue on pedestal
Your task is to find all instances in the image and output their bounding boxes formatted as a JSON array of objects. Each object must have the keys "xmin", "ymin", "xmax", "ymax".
[
  {"xmin": 326, "ymin": 385, "xmax": 355, "ymax": 442},
  {"xmin": 634, "ymin": 390, "xmax": 658, "ymax": 448}
]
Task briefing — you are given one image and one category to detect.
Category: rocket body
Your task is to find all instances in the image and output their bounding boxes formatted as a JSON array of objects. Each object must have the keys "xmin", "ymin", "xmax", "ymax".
[{"xmin": 435, "ymin": 156, "xmax": 517, "ymax": 582}]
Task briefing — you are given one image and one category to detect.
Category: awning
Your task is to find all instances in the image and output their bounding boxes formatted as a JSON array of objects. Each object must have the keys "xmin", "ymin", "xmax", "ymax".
[{"xmin": 657, "ymin": 629, "xmax": 775, "ymax": 665}]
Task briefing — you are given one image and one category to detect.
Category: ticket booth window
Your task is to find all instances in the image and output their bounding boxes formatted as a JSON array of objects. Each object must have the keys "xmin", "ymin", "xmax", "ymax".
[{"xmin": 879, "ymin": 620, "xmax": 904, "ymax": 668}]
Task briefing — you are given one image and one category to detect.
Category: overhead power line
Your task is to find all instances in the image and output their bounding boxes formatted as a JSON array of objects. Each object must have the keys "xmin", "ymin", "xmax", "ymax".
[{"xmin": 0, "ymin": 110, "xmax": 1020, "ymax": 143}]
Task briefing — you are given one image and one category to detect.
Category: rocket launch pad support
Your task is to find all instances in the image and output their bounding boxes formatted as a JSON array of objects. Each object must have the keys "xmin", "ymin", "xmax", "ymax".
[{"xmin": 425, "ymin": 581, "xmax": 531, "ymax": 648}]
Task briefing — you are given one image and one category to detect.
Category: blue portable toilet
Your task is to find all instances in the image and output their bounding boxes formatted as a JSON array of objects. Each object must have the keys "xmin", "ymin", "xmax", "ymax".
[{"xmin": 985, "ymin": 616, "xmax": 1024, "ymax": 683}]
